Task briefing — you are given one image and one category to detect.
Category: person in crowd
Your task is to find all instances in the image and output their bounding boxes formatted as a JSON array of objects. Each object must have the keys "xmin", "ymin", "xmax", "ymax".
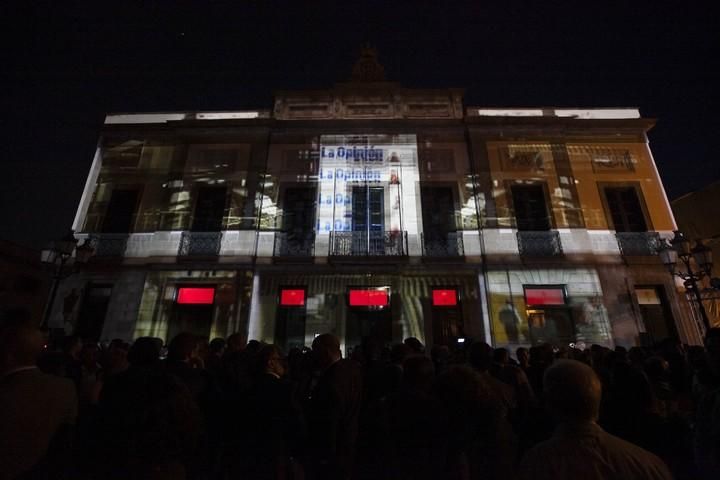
[
  {"xmin": 78, "ymin": 341, "xmax": 103, "ymax": 405},
  {"xmin": 695, "ymin": 328, "xmax": 720, "ymax": 478},
  {"xmin": 525, "ymin": 344, "xmax": 551, "ymax": 396},
  {"xmin": 103, "ymin": 339, "xmax": 130, "ymax": 378},
  {"xmin": 61, "ymin": 334, "xmax": 83, "ymax": 385},
  {"xmin": 516, "ymin": 347, "xmax": 530, "ymax": 371},
  {"xmin": 403, "ymin": 337, "xmax": 425, "ymax": 355},
  {"xmin": 433, "ymin": 365, "xmax": 517, "ymax": 480},
  {"xmin": 164, "ymin": 332, "xmax": 210, "ymax": 401},
  {"xmin": 95, "ymin": 336, "xmax": 205, "ymax": 479},
  {"xmin": 205, "ymin": 337, "xmax": 226, "ymax": 372},
  {"xmin": 307, "ymin": 333, "xmax": 363, "ymax": 480},
  {"xmin": 0, "ymin": 314, "xmax": 78, "ymax": 479},
  {"xmin": 220, "ymin": 332, "xmax": 252, "ymax": 392},
  {"xmin": 468, "ymin": 341, "xmax": 517, "ymax": 417},
  {"xmin": 239, "ymin": 344, "xmax": 306, "ymax": 479},
  {"xmin": 379, "ymin": 355, "xmax": 447, "ymax": 480},
  {"xmin": 430, "ymin": 343, "xmax": 450, "ymax": 375},
  {"xmin": 519, "ymin": 359, "xmax": 672, "ymax": 480}
]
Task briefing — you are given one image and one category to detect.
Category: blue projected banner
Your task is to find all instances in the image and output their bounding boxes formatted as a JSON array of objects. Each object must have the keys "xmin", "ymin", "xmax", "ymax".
[{"xmin": 316, "ymin": 135, "xmax": 419, "ymax": 234}]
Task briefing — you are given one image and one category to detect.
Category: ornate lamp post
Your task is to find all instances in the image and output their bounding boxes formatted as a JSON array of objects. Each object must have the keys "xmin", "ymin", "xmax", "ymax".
[
  {"xmin": 658, "ymin": 230, "xmax": 713, "ymax": 332},
  {"xmin": 40, "ymin": 230, "xmax": 94, "ymax": 332}
]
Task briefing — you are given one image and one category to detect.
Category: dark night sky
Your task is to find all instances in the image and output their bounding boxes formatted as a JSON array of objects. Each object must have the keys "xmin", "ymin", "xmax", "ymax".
[{"xmin": 2, "ymin": 0, "xmax": 719, "ymax": 248}]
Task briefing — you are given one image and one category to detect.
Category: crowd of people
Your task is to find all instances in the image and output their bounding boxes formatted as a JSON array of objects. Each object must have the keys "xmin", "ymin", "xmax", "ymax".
[{"xmin": 1, "ymin": 310, "xmax": 720, "ymax": 480}]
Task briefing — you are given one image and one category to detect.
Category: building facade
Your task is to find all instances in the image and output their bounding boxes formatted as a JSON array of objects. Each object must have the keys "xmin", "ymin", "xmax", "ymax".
[{"xmin": 48, "ymin": 56, "xmax": 701, "ymax": 351}]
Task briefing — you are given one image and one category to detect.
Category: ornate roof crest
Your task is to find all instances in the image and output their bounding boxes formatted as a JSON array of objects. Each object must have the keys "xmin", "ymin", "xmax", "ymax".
[{"xmin": 350, "ymin": 45, "xmax": 386, "ymax": 82}]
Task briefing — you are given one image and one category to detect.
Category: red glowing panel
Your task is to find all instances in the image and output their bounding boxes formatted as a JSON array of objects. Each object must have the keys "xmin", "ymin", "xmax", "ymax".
[
  {"xmin": 349, "ymin": 289, "xmax": 389, "ymax": 307},
  {"xmin": 432, "ymin": 289, "xmax": 458, "ymax": 307},
  {"xmin": 524, "ymin": 288, "xmax": 565, "ymax": 306},
  {"xmin": 280, "ymin": 289, "xmax": 306, "ymax": 307},
  {"xmin": 177, "ymin": 287, "xmax": 215, "ymax": 305}
]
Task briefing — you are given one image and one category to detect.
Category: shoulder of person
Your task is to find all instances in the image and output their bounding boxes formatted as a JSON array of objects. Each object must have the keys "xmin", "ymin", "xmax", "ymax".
[{"xmin": 600, "ymin": 429, "xmax": 673, "ymax": 478}]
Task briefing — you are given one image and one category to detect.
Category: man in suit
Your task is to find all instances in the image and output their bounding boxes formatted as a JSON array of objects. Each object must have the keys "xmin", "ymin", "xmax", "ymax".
[
  {"xmin": 307, "ymin": 333, "xmax": 363, "ymax": 480},
  {"xmin": 0, "ymin": 314, "xmax": 78, "ymax": 479}
]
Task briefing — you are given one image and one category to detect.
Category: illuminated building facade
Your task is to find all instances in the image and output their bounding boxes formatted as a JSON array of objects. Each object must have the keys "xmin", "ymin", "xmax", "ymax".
[{"xmin": 49, "ymin": 52, "xmax": 701, "ymax": 350}]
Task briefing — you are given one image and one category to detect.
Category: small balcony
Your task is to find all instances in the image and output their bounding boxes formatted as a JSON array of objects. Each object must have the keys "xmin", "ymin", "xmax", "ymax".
[
  {"xmin": 421, "ymin": 232, "xmax": 465, "ymax": 258},
  {"xmin": 330, "ymin": 231, "xmax": 408, "ymax": 257},
  {"xmin": 517, "ymin": 230, "xmax": 563, "ymax": 257},
  {"xmin": 88, "ymin": 233, "xmax": 129, "ymax": 257},
  {"xmin": 273, "ymin": 231, "xmax": 315, "ymax": 258},
  {"xmin": 178, "ymin": 231, "xmax": 222, "ymax": 257},
  {"xmin": 616, "ymin": 231, "xmax": 661, "ymax": 256}
]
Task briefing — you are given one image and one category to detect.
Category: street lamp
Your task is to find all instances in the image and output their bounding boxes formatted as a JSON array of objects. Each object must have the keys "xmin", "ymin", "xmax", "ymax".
[
  {"xmin": 40, "ymin": 230, "xmax": 94, "ymax": 332},
  {"xmin": 658, "ymin": 230, "xmax": 713, "ymax": 331}
]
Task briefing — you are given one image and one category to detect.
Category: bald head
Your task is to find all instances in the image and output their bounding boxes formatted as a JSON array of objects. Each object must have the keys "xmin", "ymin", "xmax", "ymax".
[{"xmin": 544, "ymin": 359, "xmax": 602, "ymax": 423}]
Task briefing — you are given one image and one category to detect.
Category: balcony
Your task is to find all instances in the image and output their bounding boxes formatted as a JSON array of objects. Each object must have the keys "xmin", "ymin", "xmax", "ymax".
[
  {"xmin": 273, "ymin": 231, "xmax": 315, "ymax": 258},
  {"xmin": 178, "ymin": 231, "xmax": 222, "ymax": 257},
  {"xmin": 421, "ymin": 232, "xmax": 465, "ymax": 257},
  {"xmin": 330, "ymin": 231, "xmax": 408, "ymax": 257},
  {"xmin": 517, "ymin": 230, "xmax": 563, "ymax": 257},
  {"xmin": 616, "ymin": 231, "xmax": 661, "ymax": 256},
  {"xmin": 89, "ymin": 234, "xmax": 129, "ymax": 257}
]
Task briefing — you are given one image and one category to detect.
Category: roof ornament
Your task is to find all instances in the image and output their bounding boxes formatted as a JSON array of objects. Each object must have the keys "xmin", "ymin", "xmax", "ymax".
[{"xmin": 350, "ymin": 44, "xmax": 386, "ymax": 82}]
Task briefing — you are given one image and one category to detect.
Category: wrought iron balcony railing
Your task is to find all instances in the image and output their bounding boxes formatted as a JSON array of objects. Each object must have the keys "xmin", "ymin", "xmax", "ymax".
[
  {"xmin": 330, "ymin": 231, "xmax": 407, "ymax": 257},
  {"xmin": 517, "ymin": 230, "xmax": 563, "ymax": 256},
  {"xmin": 616, "ymin": 231, "xmax": 661, "ymax": 256},
  {"xmin": 421, "ymin": 232, "xmax": 465, "ymax": 257},
  {"xmin": 89, "ymin": 234, "xmax": 129, "ymax": 257},
  {"xmin": 179, "ymin": 231, "xmax": 222, "ymax": 257},
  {"xmin": 273, "ymin": 231, "xmax": 315, "ymax": 257}
]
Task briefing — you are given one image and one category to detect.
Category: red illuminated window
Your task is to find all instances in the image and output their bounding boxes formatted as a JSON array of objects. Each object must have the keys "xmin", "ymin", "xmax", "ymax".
[
  {"xmin": 349, "ymin": 288, "xmax": 389, "ymax": 307},
  {"xmin": 280, "ymin": 288, "xmax": 306, "ymax": 307},
  {"xmin": 524, "ymin": 287, "xmax": 565, "ymax": 306},
  {"xmin": 177, "ymin": 287, "xmax": 215, "ymax": 305},
  {"xmin": 432, "ymin": 289, "xmax": 458, "ymax": 307}
]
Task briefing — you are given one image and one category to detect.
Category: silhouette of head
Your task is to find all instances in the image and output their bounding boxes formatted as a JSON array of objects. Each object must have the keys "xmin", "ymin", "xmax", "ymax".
[
  {"xmin": 312, "ymin": 333, "xmax": 341, "ymax": 370},
  {"xmin": 128, "ymin": 337, "xmax": 161, "ymax": 367},
  {"xmin": 468, "ymin": 341, "xmax": 493, "ymax": 372},
  {"xmin": 402, "ymin": 355, "xmax": 435, "ymax": 392},
  {"xmin": 0, "ymin": 314, "xmax": 44, "ymax": 371},
  {"xmin": 543, "ymin": 359, "xmax": 602, "ymax": 423}
]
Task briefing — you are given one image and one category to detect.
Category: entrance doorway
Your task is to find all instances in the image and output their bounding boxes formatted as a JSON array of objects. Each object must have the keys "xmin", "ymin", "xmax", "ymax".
[
  {"xmin": 275, "ymin": 308, "xmax": 307, "ymax": 352},
  {"xmin": 168, "ymin": 304, "xmax": 214, "ymax": 342},
  {"xmin": 346, "ymin": 307, "xmax": 392, "ymax": 350},
  {"xmin": 636, "ymin": 286, "xmax": 677, "ymax": 342},
  {"xmin": 75, "ymin": 284, "xmax": 113, "ymax": 341}
]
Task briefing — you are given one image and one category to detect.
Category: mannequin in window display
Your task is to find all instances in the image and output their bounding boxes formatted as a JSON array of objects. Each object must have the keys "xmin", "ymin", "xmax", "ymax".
[
  {"xmin": 499, "ymin": 300, "xmax": 523, "ymax": 343},
  {"xmin": 528, "ymin": 312, "xmax": 546, "ymax": 345}
]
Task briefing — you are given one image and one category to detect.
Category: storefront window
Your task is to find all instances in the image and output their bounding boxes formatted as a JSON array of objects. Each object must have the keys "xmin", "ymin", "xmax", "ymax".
[{"xmin": 486, "ymin": 268, "xmax": 612, "ymax": 347}]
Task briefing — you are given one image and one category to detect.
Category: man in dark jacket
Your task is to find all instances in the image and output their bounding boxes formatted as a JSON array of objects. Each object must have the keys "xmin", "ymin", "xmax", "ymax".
[{"xmin": 307, "ymin": 333, "xmax": 362, "ymax": 480}]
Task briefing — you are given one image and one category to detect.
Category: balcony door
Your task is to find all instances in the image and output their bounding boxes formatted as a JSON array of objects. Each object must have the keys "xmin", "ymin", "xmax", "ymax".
[
  {"xmin": 511, "ymin": 184, "xmax": 550, "ymax": 231},
  {"xmin": 102, "ymin": 188, "xmax": 139, "ymax": 233},
  {"xmin": 352, "ymin": 186, "xmax": 384, "ymax": 254},
  {"xmin": 280, "ymin": 187, "xmax": 316, "ymax": 255},
  {"xmin": 421, "ymin": 186, "xmax": 459, "ymax": 255},
  {"xmin": 604, "ymin": 186, "xmax": 647, "ymax": 232},
  {"xmin": 192, "ymin": 186, "xmax": 227, "ymax": 232}
]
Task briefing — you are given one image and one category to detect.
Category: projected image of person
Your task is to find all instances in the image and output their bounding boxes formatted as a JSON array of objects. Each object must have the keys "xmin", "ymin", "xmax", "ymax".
[{"xmin": 499, "ymin": 300, "xmax": 523, "ymax": 344}]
